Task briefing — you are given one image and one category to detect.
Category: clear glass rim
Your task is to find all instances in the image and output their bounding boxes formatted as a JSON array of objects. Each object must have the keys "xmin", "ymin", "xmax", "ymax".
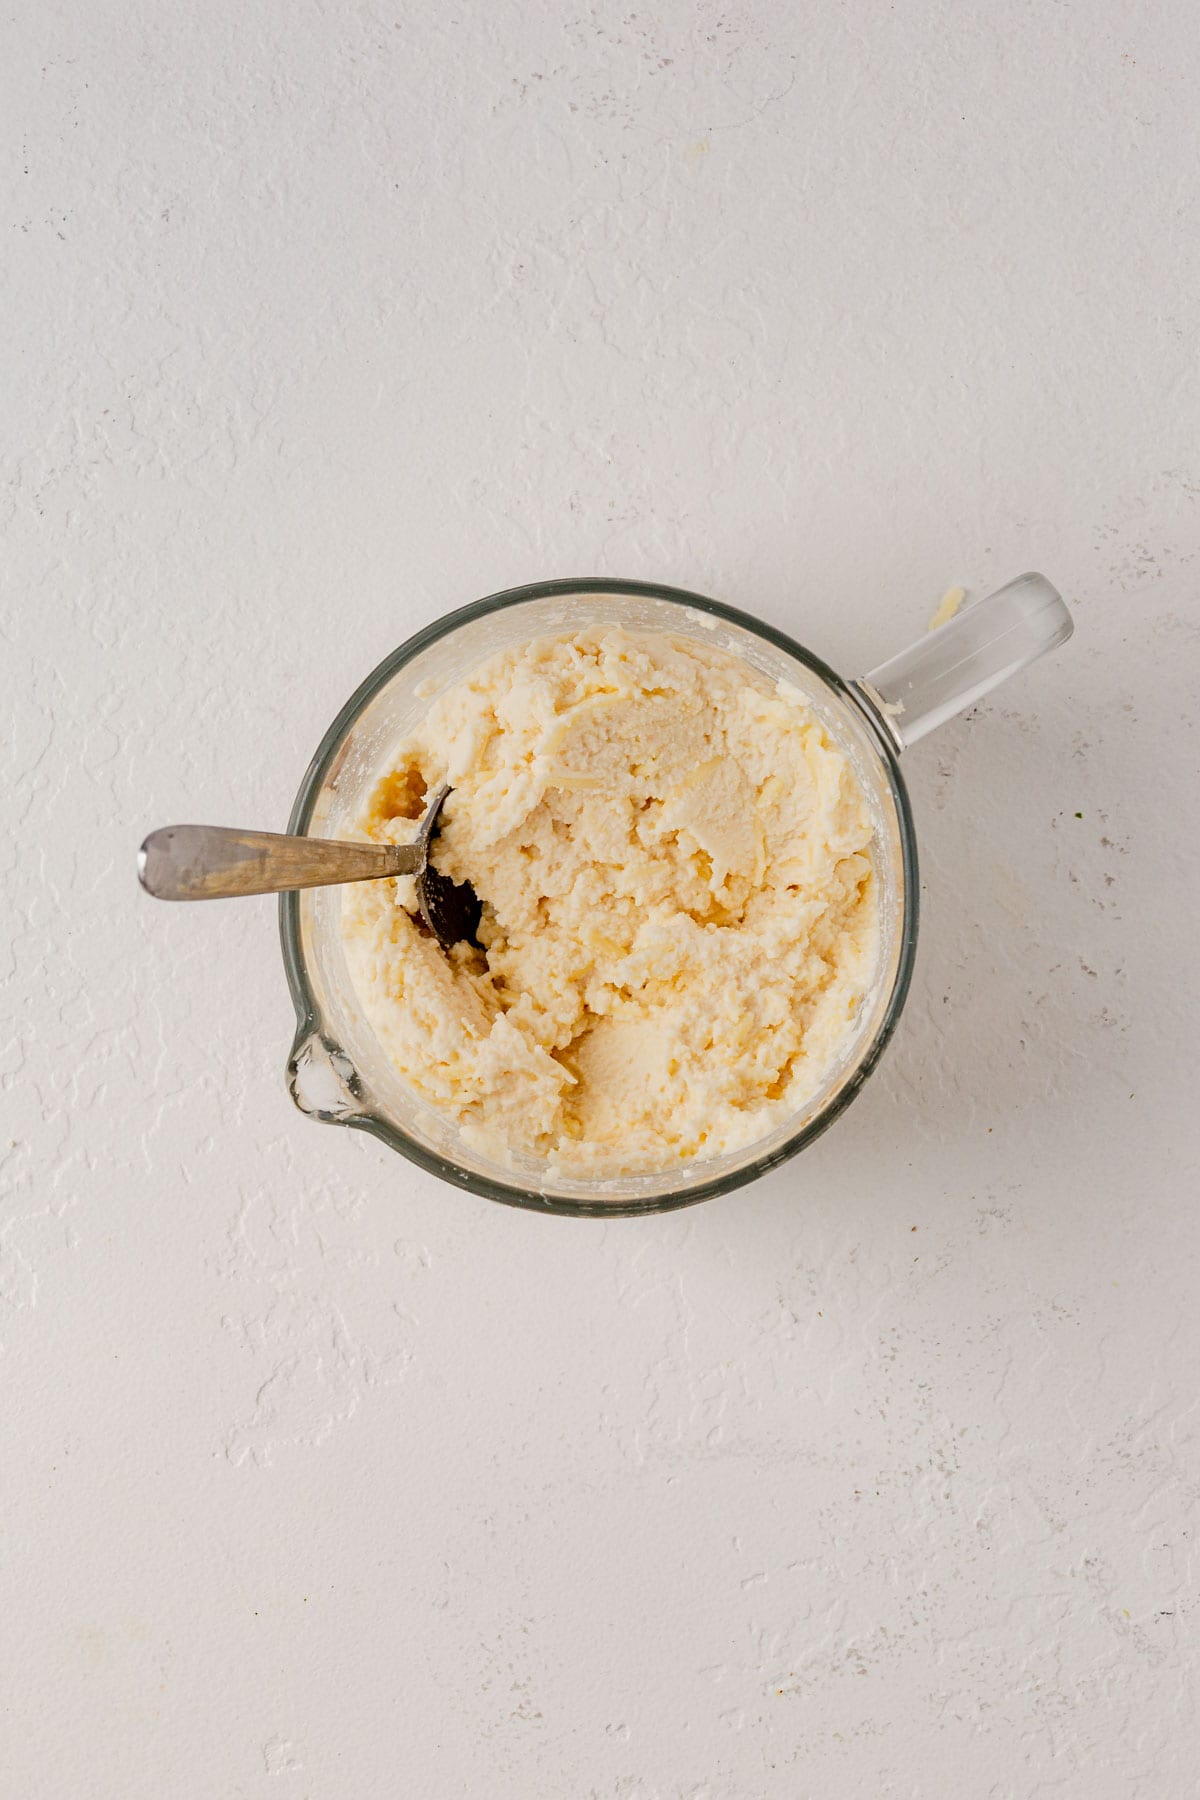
[{"xmin": 280, "ymin": 576, "xmax": 920, "ymax": 1217}]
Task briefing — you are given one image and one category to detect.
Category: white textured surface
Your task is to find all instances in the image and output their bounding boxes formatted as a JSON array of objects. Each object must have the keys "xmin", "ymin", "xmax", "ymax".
[{"xmin": 4, "ymin": 1, "xmax": 1199, "ymax": 1794}]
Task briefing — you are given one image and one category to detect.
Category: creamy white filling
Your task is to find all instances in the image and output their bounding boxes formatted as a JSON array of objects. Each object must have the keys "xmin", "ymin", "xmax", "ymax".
[{"xmin": 340, "ymin": 627, "xmax": 878, "ymax": 1176}]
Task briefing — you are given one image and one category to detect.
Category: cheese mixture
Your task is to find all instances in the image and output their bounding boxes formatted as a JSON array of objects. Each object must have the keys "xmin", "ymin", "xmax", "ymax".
[{"xmin": 340, "ymin": 627, "xmax": 879, "ymax": 1176}]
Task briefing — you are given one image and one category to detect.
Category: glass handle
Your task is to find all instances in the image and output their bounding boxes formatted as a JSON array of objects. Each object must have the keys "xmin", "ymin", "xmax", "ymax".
[{"xmin": 853, "ymin": 572, "xmax": 1074, "ymax": 751}]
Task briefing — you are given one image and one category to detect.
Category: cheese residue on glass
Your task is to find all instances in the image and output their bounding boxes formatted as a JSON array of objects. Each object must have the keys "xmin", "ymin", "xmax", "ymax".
[
  {"xmin": 928, "ymin": 585, "xmax": 966, "ymax": 630},
  {"xmin": 340, "ymin": 628, "xmax": 879, "ymax": 1176}
]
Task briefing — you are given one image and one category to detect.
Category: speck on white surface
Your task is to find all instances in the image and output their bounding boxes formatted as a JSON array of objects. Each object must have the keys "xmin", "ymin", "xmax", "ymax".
[{"xmin": 4, "ymin": 2, "xmax": 1200, "ymax": 1795}]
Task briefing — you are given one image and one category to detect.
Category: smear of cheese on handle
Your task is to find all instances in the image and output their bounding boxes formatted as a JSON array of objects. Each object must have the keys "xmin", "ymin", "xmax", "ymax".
[{"xmin": 928, "ymin": 585, "xmax": 966, "ymax": 630}]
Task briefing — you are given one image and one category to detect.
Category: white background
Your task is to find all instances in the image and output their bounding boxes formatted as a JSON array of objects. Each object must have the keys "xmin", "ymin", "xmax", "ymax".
[{"xmin": 5, "ymin": 1, "xmax": 1200, "ymax": 1794}]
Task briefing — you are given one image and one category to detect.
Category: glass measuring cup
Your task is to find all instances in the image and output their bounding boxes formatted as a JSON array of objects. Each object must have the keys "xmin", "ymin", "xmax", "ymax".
[{"xmin": 282, "ymin": 573, "xmax": 1072, "ymax": 1215}]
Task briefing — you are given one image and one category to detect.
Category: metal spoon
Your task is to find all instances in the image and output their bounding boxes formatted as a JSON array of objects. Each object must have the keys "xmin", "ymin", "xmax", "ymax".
[{"xmin": 137, "ymin": 784, "xmax": 482, "ymax": 950}]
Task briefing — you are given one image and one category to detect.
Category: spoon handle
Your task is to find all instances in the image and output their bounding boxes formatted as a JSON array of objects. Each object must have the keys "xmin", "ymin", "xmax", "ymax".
[{"xmin": 138, "ymin": 825, "xmax": 421, "ymax": 900}]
